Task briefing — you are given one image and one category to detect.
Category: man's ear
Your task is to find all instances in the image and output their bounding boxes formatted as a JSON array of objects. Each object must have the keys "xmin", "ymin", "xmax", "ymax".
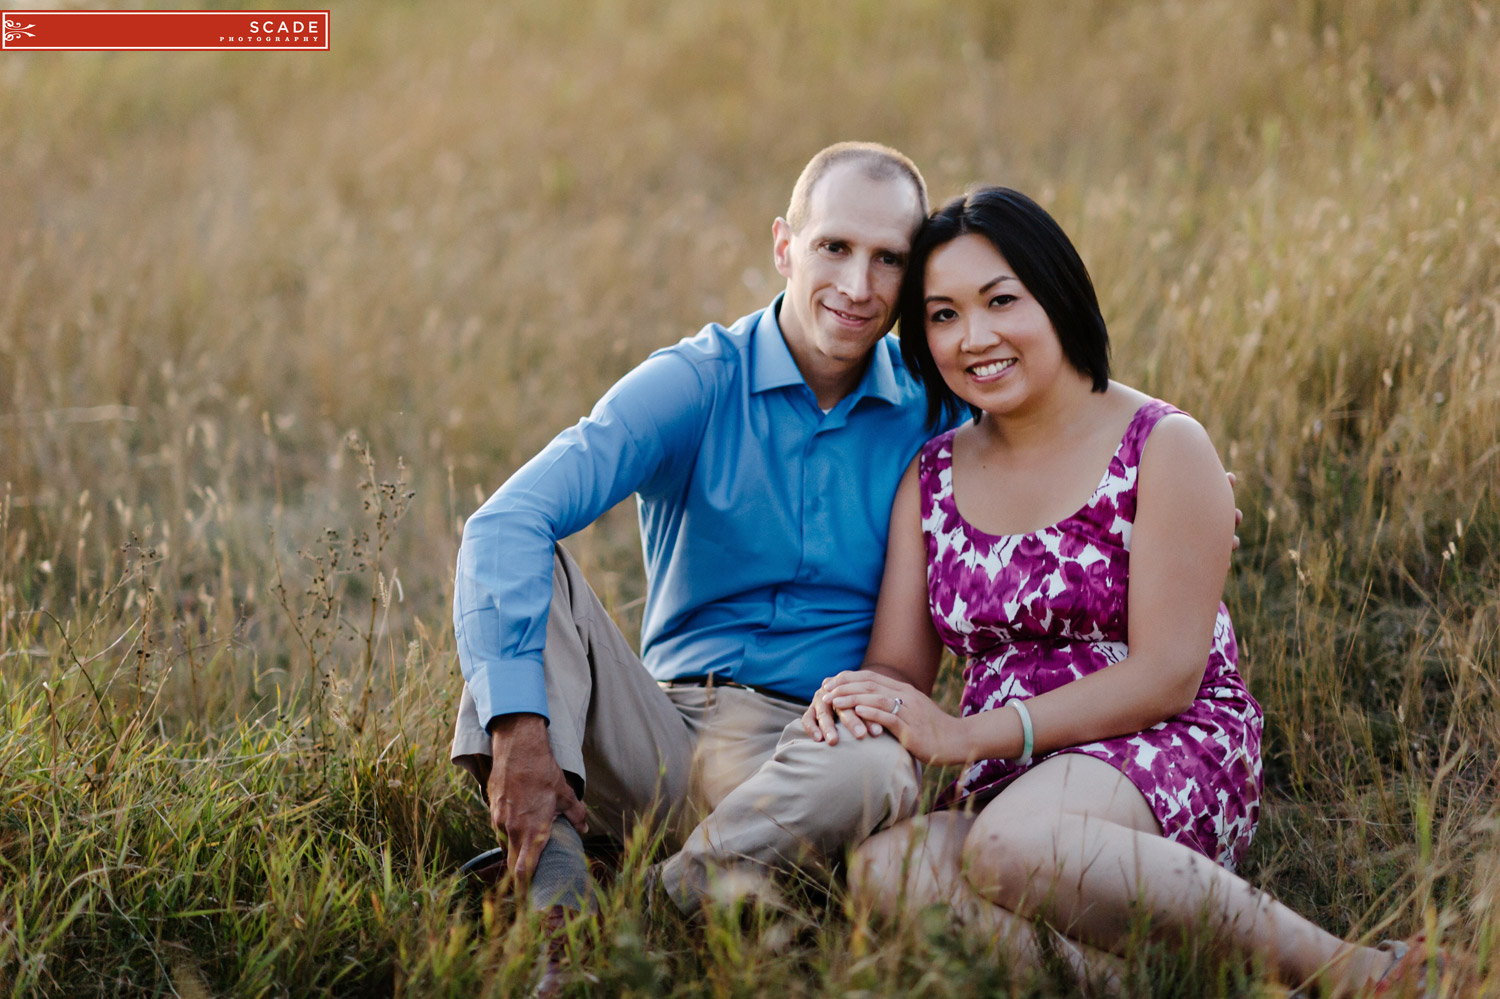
[{"xmin": 772, "ymin": 217, "xmax": 794, "ymax": 280}]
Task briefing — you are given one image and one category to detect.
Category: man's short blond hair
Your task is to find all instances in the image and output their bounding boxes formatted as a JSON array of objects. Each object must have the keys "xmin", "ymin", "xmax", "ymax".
[{"xmin": 785, "ymin": 142, "xmax": 929, "ymax": 233}]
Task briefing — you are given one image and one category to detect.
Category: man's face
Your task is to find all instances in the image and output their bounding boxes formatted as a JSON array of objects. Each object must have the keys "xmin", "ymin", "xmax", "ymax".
[{"xmin": 773, "ymin": 164, "xmax": 923, "ymax": 384}]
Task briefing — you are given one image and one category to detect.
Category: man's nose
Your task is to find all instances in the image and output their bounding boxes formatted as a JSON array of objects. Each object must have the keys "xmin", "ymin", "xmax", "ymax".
[{"xmin": 837, "ymin": 259, "xmax": 872, "ymax": 302}]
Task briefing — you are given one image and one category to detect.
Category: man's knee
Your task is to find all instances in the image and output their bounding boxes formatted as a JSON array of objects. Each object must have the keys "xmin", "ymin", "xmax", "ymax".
[
  {"xmin": 824, "ymin": 726, "xmax": 920, "ymax": 793},
  {"xmin": 782, "ymin": 727, "xmax": 921, "ymax": 835}
]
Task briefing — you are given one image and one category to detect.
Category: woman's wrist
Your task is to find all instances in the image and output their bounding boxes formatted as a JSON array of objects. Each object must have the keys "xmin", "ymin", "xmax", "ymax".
[
  {"xmin": 1009, "ymin": 699, "xmax": 1035, "ymax": 765},
  {"xmin": 940, "ymin": 707, "xmax": 1023, "ymax": 766},
  {"xmin": 932, "ymin": 713, "xmax": 966, "ymax": 767}
]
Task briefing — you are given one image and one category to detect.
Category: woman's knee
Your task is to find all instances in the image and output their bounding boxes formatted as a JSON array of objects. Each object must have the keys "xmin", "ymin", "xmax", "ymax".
[
  {"xmin": 851, "ymin": 815, "xmax": 968, "ymax": 917},
  {"xmin": 961, "ymin": 811, "xmax": 1065, "ymax": 914},
  {"xmin": 848, "ymin": 828, "xmax": 913, "ymax": 916}
]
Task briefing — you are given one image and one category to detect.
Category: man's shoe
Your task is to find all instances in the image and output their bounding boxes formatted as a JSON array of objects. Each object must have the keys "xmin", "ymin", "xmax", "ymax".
[{"xmin": 458, "ymin": 846, "xmax": 508, "ymax": 887}]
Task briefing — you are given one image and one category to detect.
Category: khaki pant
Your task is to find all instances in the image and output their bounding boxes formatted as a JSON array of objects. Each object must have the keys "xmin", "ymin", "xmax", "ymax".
[{"xmin": 452, "ymin": 546, "xmax": 922, "ymax": 910}]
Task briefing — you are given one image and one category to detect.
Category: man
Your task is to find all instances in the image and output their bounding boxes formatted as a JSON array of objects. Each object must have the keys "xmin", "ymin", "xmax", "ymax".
[{"xmin": 451, "ymin": 142, "xmax": 946, "ymax": 924}]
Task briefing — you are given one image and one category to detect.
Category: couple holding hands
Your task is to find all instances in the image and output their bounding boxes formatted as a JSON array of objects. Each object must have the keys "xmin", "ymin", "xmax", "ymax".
[{"xmin": 450, "ymin": 143, "xmax": 1433, "ymax": 996}]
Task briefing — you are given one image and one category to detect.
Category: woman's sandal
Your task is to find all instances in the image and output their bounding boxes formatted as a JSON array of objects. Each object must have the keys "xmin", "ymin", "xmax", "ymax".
[{"xmin": 1370, "ymin": 937, "xmax": 1450, "ymax": 998}]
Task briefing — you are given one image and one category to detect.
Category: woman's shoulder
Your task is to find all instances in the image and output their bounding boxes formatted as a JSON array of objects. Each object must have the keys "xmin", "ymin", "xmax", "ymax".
[
  {"xmin": 1105, "ymin": 385, "xmax": 1212, "ymax": 461},
  {"xmin": 1128, "ymin": 395, "xmax": 1235, "ymax": 557},
  {"xmin": 1124, "ymin": 394, "xmax": 1226, "ymax": 495},
  {"xmin": 1105, "ymin": 383, "xmax": 1175, "ymax": 423}
]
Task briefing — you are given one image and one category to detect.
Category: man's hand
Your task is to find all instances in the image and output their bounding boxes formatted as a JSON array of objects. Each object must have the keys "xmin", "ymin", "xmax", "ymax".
[
  {"xmin": 486, "ymin": 713, "xmax": 587, "ymax": 883},
  {"xmin": 801, "ymin": 683, "xmax": 861, "ymax": 744},
  {"xmin": 1228, "ymin": 471, "xmax": 1243, "ymax": 551}
]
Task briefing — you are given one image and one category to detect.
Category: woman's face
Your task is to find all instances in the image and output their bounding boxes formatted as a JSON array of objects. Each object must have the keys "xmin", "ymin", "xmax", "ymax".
[{"xmin": 922, "ymin": 233, "xmax": 1069, "ymax": 416}]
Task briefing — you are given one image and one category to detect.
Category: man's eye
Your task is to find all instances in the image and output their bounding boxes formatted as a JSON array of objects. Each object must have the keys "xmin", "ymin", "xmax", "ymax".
[{"xmin": 824, "ymin": 242, "xmax": 847, "ymax": 254}]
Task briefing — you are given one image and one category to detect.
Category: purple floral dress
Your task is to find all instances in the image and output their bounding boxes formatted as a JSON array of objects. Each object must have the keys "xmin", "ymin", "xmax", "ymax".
[{"xmin": 924, "ymin": 400, "xmax": 1263, "ymax": 870}]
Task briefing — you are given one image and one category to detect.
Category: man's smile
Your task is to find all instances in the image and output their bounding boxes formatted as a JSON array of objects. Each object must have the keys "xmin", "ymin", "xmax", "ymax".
[{"xmin": 824, "ymin": 304, "xmax": 874, "ymax": 327}]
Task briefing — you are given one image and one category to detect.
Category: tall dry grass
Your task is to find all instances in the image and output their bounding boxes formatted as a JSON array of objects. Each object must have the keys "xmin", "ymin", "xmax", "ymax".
[{"xmin": 1, "ymin": 0, "xmax": 1497, "ymax": 995}]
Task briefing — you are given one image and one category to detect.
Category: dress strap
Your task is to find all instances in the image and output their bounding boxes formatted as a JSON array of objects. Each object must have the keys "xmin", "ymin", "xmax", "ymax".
[
  {"xmin": 1116, "ymin": 399, "xmax": 1184, "ymax": 470},
  {"xmin": 917, "ymin": 428, "xmax": 958, "ymax": 504},
  {"xmin": 916, "ymin": 429, "xmax": 960, "ymax": 567}
]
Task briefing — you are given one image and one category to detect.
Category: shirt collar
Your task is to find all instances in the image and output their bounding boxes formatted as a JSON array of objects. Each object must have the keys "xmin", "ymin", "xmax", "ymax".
[
  {"xmin": 855, "ymin": 330, "xmax": 903, "ymax": 406},
  {"xmin": 750, "ymin": 293, "xmax": 904, "ymax": 407},
  {"xmin": 749, "ymin": 294, "xmax": 806, "ymax": 394}
]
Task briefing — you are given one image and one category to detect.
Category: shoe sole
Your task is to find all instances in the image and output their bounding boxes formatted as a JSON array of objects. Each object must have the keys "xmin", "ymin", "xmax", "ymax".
[{"xmin": 459, "ymin": 847, "xmax": 508, "ymax": 884}]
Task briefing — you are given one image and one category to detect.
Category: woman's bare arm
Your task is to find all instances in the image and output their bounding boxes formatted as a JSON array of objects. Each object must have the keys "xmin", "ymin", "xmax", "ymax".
[
  {"xmin": 803, "ymin": 456, "xmax": 945, "ymax": 743},
  {"xmin": 831, "ymin": 414, "xmax": 1235, "ymax": 764}
]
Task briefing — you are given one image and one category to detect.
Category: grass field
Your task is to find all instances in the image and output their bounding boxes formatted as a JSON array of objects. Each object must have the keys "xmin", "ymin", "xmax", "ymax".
[{"xmin": 2, "ymin": 0, "xmax": 1498, "ymax": 995}]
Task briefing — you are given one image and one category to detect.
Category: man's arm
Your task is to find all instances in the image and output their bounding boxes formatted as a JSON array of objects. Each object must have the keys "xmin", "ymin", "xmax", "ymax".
[
  {"xmin": 454, "ymin": 350, "xmax": 709, "ymax": 724},
  {"xmin": 454, "ymin": 349, "xmax": 710, "ymax": 874}
]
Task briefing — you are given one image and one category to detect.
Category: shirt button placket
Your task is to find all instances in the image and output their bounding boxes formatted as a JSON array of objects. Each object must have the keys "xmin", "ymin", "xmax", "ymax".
[{"xmin": 802, "ymin": 440, "xmax": 823, "ymax": 582}]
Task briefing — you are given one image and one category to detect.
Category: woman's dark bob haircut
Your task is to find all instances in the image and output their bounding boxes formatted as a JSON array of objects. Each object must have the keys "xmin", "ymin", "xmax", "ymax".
[{"xmin": 897, "ymin": 186, "xmax": 1111, "ymax": 428}]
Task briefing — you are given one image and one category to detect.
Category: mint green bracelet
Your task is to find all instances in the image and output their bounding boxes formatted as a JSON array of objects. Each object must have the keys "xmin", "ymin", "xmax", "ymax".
[{"xmin": 1010, "ymin": 699, "xmax": 1034, "ymax": 766}]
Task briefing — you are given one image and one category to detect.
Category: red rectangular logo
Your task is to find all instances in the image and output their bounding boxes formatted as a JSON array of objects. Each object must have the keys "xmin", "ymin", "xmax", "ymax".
[{"xmin": 2, "ymin": 10, "xmax": 329, "ymax": 51}]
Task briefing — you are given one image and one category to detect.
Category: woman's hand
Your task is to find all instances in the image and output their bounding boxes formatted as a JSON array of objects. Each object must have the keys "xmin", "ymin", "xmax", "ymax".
[
  {"xmin": 802, "ymin": 669, "xmax": 909, "ymax": 744},
  {"xmin": 819, "ymin": 670, "xmax": 969, "ymax": 766},
  {"xmin": 800, "ymin": 669, "xmax": 906, "ymax": 744}
]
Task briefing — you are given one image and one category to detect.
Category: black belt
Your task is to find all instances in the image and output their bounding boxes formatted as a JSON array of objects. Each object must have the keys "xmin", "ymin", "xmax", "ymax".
[{"xmin": 663, "ymin": 675, "xmax": 811, "ymax": 707}]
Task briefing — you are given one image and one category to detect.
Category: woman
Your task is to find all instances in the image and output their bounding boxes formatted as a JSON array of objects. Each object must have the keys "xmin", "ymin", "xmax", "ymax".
[{"xmin": 800, "ymin": 188, "xmax": 1435, "ymax": 995}]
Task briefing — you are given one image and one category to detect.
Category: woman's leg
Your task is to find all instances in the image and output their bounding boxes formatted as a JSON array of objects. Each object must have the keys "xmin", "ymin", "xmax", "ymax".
[
  {"xmin": 851, "ymin": 811, "xmax": 1122, "ymax": 989},
  {"xmin": 961, "ymin": 754, "xmax": 1391, "ymax": 993},
  {"xmin": 850, "ymin": 811, "xmax": 977, "ymax": 919}
]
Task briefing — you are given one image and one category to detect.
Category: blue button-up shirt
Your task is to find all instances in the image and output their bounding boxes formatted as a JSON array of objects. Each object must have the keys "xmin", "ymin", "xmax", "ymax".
[{"xmin": 454, "ymin": 295, "xmax": 951, "ymax": 726}]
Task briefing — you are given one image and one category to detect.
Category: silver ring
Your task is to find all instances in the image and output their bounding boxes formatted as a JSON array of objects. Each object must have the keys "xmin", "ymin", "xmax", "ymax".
[{"xmin": 891, "ymin": 697, "xmax": 903, "ymax": 716}]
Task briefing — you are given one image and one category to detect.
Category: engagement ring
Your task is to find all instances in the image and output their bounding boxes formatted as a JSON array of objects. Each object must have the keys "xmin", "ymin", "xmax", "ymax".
[{"xmin": 892, "ymin": 697, "xmax": 903, "ymax": 716}]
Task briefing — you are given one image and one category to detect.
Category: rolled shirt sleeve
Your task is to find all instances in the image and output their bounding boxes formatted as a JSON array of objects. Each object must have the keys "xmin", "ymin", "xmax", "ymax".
[{"xmin": 454, "ymin": 351, "xmax": 710, "ymax": 729}]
